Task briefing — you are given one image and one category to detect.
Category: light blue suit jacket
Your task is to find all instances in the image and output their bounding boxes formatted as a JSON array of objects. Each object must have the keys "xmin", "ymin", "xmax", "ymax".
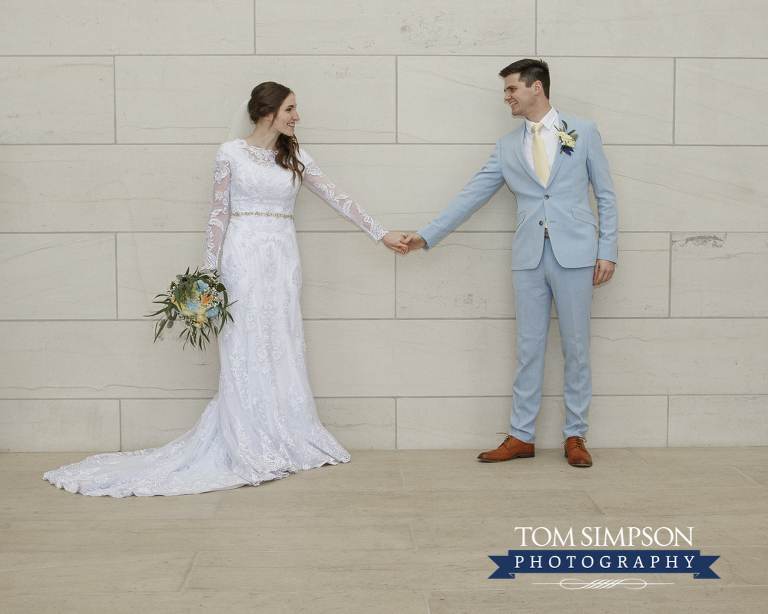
[{"xmin": 418, "ymin": 112, "xmax": 618, "ymax": 270}]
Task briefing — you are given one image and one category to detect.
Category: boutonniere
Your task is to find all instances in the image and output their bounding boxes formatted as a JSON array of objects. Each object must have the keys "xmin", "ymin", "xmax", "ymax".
[{"xmin": 556, "ymin": 121, "xmax": 578, "ymax": 156}]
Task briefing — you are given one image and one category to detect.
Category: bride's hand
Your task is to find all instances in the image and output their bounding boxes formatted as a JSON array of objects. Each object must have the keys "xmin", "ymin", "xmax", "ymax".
[{"xmin": 382, "ymin": 232, "xmax": 408, "ymax": 254}]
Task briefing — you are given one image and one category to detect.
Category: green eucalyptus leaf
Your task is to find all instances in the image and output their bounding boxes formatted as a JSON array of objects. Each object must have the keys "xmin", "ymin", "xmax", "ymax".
[{"xmin": 149, "ymin": 266, "xmax": 236, "ymax": 350}]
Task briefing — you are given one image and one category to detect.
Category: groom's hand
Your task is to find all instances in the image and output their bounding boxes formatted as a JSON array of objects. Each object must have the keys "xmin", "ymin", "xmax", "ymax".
[
  {"xmin": 402, "ymin": 233, "xmax": 427, "ymax": 253},
  {"xmin": 593, "ymin": 259, "xmax": 615, "ymax": 285},
  {"xmin": 382, "ymin": 232, "xmax": 409, "ymax": 254}
]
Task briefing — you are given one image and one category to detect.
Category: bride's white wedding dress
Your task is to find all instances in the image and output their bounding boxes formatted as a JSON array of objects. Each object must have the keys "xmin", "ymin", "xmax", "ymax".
[{"xmin": 43, "ymin": 139, "xmax": 387, "ymax": 497}]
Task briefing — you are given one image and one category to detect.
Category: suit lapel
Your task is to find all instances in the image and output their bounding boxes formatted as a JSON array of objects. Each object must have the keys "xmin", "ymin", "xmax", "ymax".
[
  {"xmin": 512, "ymin": 124, "xmax": 541, "ymax": 185},
  {"xmin": 545, "ymin": 111, "xmax": 571, "ymax": 186}
]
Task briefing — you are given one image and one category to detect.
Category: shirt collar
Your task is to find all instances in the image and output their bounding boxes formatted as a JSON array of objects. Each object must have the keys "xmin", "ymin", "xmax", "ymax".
[{"xmin": 525, "ymin": 107, "xmax": 559, "ymax": 133}]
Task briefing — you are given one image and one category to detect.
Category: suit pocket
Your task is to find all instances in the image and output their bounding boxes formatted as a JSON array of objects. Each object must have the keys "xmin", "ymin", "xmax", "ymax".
[
  {"xmin": 572, "ymin": 208, "xmax": 597, "ymax": 227},
  {"xmin": 516, "ymin": 211, "xmax": 526, "ymax": 229}
]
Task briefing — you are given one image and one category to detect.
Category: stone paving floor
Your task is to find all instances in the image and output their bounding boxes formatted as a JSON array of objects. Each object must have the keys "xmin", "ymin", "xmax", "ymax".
[{"xmin": 1, "ymin": 447, "xmax": 767, "ymax": 613}]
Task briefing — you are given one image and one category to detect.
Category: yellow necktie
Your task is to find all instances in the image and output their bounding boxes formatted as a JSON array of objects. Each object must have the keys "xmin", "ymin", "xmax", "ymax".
[{"xmin": 532, "ymin": 122, "xmax": 550, "ymax": 186}]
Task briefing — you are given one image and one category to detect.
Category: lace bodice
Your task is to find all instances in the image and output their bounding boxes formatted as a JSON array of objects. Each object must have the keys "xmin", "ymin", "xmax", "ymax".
[{"xmin": 203, "ymin": 139, "xmax": 387, "ymax": 270}]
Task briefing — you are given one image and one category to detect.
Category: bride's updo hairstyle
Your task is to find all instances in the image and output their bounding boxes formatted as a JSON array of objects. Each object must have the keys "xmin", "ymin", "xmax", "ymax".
[{"xmin": 248, "ymin": 81, "xmax": 304, "ymax": 183}]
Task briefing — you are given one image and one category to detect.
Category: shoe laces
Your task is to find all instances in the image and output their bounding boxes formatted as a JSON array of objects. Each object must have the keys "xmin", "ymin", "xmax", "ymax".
[{"xmin": 564, "ymin": 436, "xmax": 588, "ymax": 451}]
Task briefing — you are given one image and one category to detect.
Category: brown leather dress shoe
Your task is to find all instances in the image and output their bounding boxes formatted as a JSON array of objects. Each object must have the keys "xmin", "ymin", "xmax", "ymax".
[
  {"xmin": 477, "ymin": 435, "xmax": 535, "ymax": 462},
  {"xmin": 564, "ymin": 436, "xmax": 592, "ymax": 467}
]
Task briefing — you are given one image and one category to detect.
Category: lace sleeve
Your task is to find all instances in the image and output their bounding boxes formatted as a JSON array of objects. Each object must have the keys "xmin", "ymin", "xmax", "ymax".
[
  {"xmin": 202, "ymin": 147, "xmax": 231, "ymax": 271},
  {"xmin": 300, "ymin": 150, "xmax": 387, "ymax": 243}
]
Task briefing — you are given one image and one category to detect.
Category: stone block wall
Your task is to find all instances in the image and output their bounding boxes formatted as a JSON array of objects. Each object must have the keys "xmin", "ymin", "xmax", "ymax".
[{"xmin": 1, "ymin": 1, "xmax": 766, "ymax": 450}]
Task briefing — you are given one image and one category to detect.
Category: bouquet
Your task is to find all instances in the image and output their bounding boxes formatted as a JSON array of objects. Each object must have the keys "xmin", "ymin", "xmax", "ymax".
[{"xmin": 147, "ymin": 268, "xmax": 235, "ymax": 350}]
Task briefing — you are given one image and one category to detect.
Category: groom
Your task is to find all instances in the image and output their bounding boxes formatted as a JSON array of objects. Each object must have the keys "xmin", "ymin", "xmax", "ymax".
[{"xmin": 403, "ymin": 59, "xmax": 618, "ymax": 468}]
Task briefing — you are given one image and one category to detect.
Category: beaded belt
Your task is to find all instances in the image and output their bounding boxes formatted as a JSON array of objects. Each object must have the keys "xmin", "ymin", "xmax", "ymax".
[{"xmin": 231, "ymin": 211, "xmax": 294, "ymax": 219}]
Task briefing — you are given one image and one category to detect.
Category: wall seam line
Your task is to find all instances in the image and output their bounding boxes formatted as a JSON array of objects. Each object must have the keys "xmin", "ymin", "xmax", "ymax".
[
  {"xmin": 3, "ymin": 394, "xmax": 762, "ymax": 401},
  {"xmin": 1, "ymin": 230, "xmax": 765, "ymax": 236},
  {"xmin": 668, "ymin": 233, "xmax": 673, "ymax": 317},
  {"xmin": 394, "ymin": 246, "xmax": 398, "ymax": 318},
  {"xmin": 114, "ymin": 233, "xmax": 119, "ymax": 319},
  {"xmin": 395, "ymin": 56, "xmax": 399, "ymax": 143},
  {"xmin": 2, "ymin": 230, "xmax": 766, "ymax": 236},
  {"xmin": 672, "ymin": 58, "xmax": 677, "ymax": 145},
  {"xmin": 395, "ymin": 397, "xmax": 399, "ymax": 450},
  {"xmin": 2, "ymin": 54, "xmax": 768, "ymax": 59},
  {"xmin": 6, "ymin": 142, "xmax": 768, "ymax": 147},
  {"xmin": 112, "ymin": 56, "xmax": 117, "ymax": 144}
]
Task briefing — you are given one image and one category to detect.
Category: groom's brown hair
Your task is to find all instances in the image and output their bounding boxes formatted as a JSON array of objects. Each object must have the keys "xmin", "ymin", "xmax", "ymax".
[{"xmin": 499, "ymin": 59, "xmax": 550, "ymax": 99}]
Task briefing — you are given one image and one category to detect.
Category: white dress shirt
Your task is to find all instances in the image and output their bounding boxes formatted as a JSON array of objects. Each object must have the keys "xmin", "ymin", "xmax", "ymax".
[
  {"xmin": 523, "ymin": 107, "xmax": 559, "ymax": 229},
  {"xmin": 523, "ymin": 106, "xmax": 559, "ymax": 176}
]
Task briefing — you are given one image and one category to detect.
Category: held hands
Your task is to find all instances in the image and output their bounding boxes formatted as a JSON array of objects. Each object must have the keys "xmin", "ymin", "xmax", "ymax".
[
  {"xmin": 382, "ymin": 232, "xmax": 409, "ymax": 254},
  {"xmin": 593, "ymin": 259, "xmax": 615, "ymax": 286},
  {"xmin": 382, "ymin": 231, "xmax": 426, "ymax": 254},
  {"xmin": 402, "ymin": 233, "xmax": 426, "ymax": 253}
]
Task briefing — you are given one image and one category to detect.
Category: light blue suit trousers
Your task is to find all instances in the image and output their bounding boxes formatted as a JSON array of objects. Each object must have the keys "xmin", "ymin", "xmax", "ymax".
[
  {"xmin": 510, "ymin": 239, "xmax": 594, "ymax": 442},
  {"xmin": 418, "ymin": 112, "xmax": 618, "ymax": 442}
]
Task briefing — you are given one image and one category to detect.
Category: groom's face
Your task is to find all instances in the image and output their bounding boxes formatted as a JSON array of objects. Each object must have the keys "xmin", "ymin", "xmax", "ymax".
[{"xmin": 503, "ymin": 73, "xmax": 536, "ymax": 118}]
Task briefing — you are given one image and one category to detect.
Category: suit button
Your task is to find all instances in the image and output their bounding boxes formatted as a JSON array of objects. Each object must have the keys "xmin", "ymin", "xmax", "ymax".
[
  {"xmin": 544, "ymin": 195, "xmax": 549, "ymax": 200},
  {"xmin": 539, "ymin": 220, "xmax": 544, "ymax": 226}
]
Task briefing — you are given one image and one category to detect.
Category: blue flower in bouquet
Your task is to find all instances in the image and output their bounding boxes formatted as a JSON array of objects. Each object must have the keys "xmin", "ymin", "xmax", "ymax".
[{"xmin": 148, "ymin": 267, "xmax": 235, "ymax": 351}]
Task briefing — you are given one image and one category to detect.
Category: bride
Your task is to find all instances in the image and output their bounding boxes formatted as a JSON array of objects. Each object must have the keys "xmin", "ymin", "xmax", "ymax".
[{"xmin": 43, "ymin": 82, "xmax": 407, "ymax": 497}]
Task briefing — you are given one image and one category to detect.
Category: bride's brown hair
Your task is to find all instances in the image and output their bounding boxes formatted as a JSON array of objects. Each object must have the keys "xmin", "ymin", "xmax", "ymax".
[{"xmin": 248, "ymin": 82, "xmax": 305, "ymax": 183}]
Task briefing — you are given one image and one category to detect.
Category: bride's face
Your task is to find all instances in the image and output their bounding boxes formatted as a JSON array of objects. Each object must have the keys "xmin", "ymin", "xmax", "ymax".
[{"xmin": 271, "ymin": 94, "xmax": 300, "ymax": 137}]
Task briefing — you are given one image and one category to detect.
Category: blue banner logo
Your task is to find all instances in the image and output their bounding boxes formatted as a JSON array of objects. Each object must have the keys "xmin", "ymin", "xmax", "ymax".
[{"xmin": 489, "ymin": 550, "xmax": 720, "ymax": 580}]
